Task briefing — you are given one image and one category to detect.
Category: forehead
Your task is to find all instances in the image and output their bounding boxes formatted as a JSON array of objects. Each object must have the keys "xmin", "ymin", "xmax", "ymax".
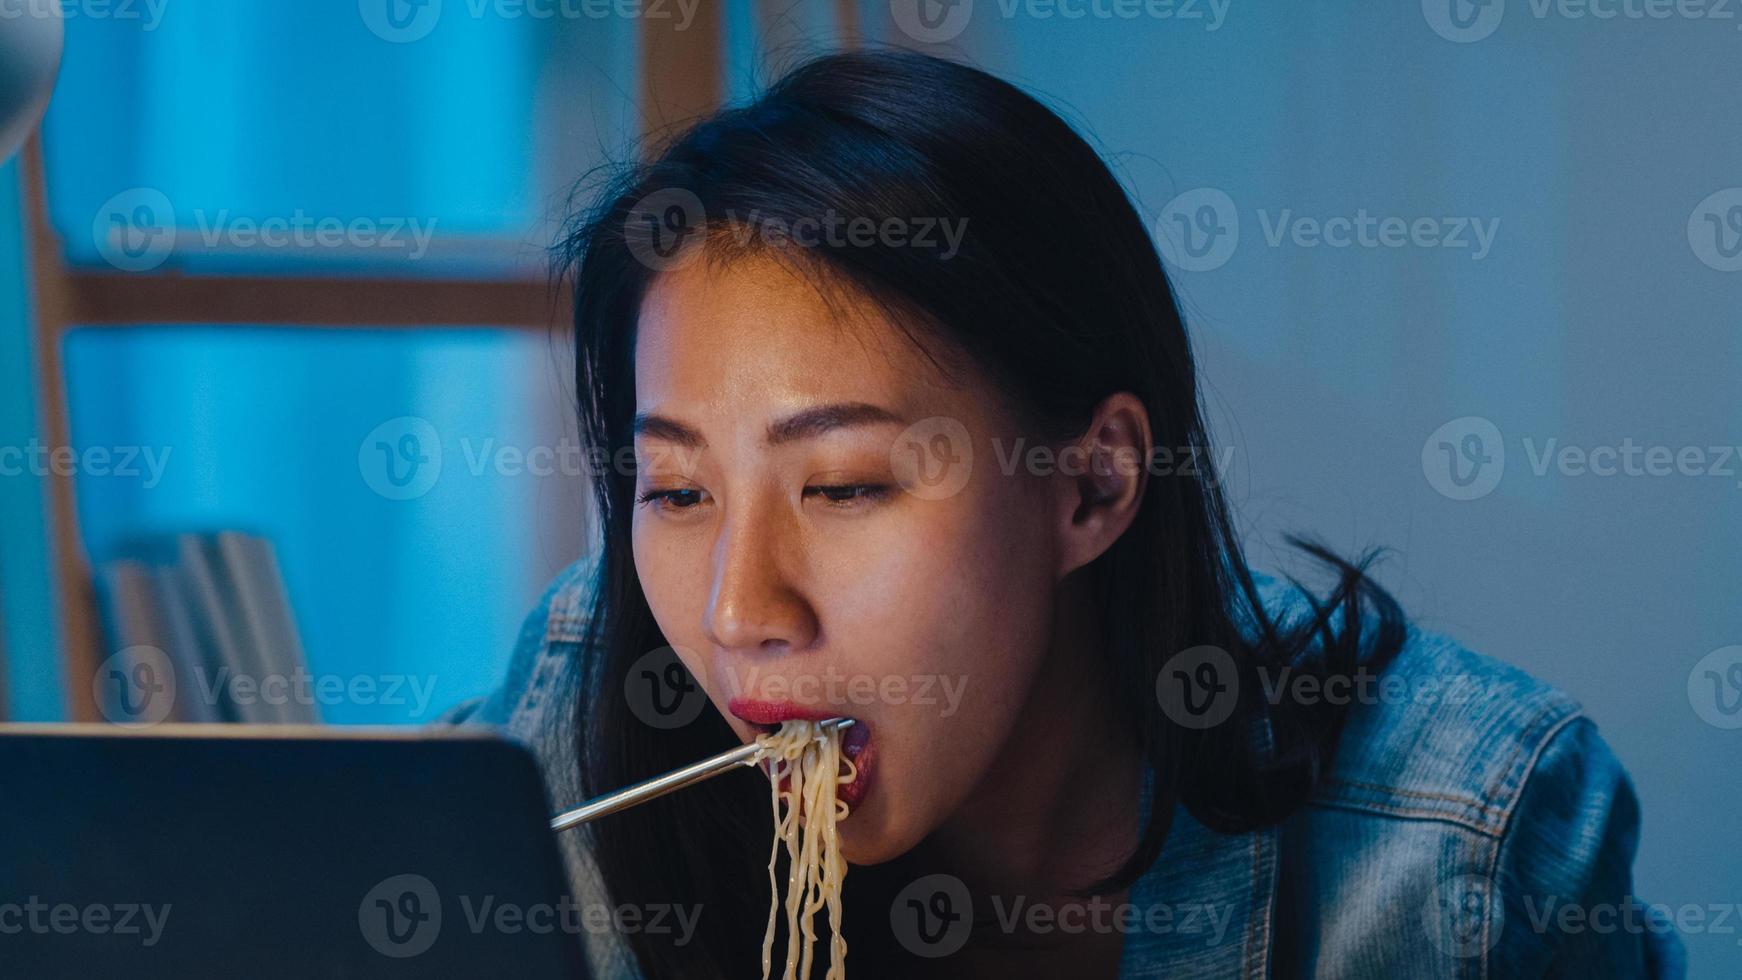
[{"xmin": 634, "ymin": 252, "xmax": 951, "ymax": 417}]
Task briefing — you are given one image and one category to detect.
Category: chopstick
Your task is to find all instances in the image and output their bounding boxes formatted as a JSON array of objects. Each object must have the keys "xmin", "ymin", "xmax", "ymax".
[{"xmin": 550, "ymin": 717, "xmax": 855, "ymax": 832}]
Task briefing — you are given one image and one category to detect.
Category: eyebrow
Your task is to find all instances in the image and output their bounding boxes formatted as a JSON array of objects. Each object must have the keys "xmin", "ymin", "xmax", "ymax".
[{"xmin": 632, "ymin": 401, "xmax": 905, "ymax": 449}]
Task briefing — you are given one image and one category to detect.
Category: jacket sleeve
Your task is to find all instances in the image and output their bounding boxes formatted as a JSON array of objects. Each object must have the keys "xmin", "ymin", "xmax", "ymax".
[{"xmin": 1493, "ymin": 716, "xmax": 1686, "ymax": 978}]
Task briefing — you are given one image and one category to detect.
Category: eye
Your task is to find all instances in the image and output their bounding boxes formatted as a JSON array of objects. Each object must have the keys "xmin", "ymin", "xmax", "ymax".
[
  {"xmin": 636, "ymin": 488, "xmax": 707, "ymax": 512},
  {"xmin": 804, "ymin": 483, "xmax": 893, "ymax": 508}
]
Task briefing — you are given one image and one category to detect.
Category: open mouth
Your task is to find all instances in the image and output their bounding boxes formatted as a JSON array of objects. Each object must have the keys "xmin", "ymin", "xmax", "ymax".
[{"xmin": 729, "ymin": 698, "xmax": 874, "ymax": 809}]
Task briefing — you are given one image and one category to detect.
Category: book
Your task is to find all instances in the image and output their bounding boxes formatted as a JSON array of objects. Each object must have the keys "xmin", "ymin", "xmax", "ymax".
[
  {"xmin": 214, "ymin": 532, "xmax": 317, "ymax": 724},
  {"xmin": 93, "ymin": 533, "xmax": 316, "ymax": 726}
]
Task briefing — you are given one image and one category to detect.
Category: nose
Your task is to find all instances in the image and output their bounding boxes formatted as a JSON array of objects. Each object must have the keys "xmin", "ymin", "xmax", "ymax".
[{"xmin": 702, "ymin": 502, "xmax": 818, "ymax": 655}]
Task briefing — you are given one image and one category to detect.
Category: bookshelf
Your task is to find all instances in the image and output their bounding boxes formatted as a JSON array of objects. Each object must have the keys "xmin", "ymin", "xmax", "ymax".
[{"xmin": 13, "ymin": 0, "xmax": 785, "ymax": 721}]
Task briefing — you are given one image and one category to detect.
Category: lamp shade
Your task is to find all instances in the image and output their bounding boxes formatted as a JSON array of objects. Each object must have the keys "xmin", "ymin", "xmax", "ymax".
[{"xmin": 0, "ymin": 1, "xmax": 64, "ymax": 162}]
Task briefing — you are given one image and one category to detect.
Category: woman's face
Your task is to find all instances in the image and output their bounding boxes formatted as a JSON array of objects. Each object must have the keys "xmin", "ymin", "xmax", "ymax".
[{"xmin": 630, "ymin": 252, "xmax": 1067, "ymax": 864}]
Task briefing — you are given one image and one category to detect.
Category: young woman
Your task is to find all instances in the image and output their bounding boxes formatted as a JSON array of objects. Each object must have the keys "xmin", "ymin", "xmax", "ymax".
[{"xmin": 452, "ymin": 50, "xmax": 1680, "ymax": 979}]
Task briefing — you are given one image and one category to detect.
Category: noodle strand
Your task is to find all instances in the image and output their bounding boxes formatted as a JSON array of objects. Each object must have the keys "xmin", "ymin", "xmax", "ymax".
[{"xmin": 754, "ymin": 721, "xmax": 854, "ymax": 980}]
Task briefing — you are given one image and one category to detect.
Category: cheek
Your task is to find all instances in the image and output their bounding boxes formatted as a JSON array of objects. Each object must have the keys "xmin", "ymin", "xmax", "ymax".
[
  {"xmin": 822, "ymin": 475, "xmax": 1055, "ymax": 674},
  {"xmin": 831, "ymin": 483, "xmax": 1057, "ymax": 779},
  {"xmin": 830, "ymin": 489, "xmax": 1059, "ymax": 860},
  {"xmin": 630, "ymin": 519, "xmax": 663, "ymax": 621},
  {"xmin": 631, "ymin": 517, "xmax": 709, "ymax": 654}
]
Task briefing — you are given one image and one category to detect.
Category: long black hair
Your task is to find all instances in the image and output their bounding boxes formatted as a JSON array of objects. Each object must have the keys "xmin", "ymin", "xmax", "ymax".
[{"xmin": 558, "ymin": 48, "xmax": 1408, "ymax": 978}]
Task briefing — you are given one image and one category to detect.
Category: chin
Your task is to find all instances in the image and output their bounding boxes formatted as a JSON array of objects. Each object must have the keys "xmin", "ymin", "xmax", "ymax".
[
  {"xmin": 840, "ymin": 827, "xmax": 905, "ymax": 866},
  {"xmin": 838, "ymin": 795, "xmax": 926, "ymax": 866}
]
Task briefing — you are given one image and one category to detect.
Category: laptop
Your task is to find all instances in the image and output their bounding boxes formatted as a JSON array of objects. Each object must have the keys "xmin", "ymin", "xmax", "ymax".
[{"xmin": 0, "ymin": 726, "xmax": 590, "ymax": 979}]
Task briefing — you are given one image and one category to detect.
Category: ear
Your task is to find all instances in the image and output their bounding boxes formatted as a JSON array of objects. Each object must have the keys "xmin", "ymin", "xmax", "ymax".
[{"xmin": 1051, "ymin": 392, "xmax": 1152, "ymax": 581}]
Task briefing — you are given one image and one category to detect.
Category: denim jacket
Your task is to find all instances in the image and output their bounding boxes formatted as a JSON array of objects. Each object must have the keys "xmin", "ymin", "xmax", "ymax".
[{"xmin": 448, "ymin": 556, "xmax": 1685, "ymax": 979}]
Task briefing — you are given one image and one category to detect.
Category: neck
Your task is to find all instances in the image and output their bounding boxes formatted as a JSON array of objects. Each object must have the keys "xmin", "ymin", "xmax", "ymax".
[{"xmin": 925, "ymin": 570, "xmax": 1145, "ymax": 899}]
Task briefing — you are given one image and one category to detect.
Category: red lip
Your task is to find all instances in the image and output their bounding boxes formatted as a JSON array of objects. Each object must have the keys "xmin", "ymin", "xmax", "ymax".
[
  {"xmin": 728, "ymin": 699, "xmax": 875, "ymax": 810},
  {"xmin": 728, "ymin": 699, "xmax": 838, "ymax": 727}
]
